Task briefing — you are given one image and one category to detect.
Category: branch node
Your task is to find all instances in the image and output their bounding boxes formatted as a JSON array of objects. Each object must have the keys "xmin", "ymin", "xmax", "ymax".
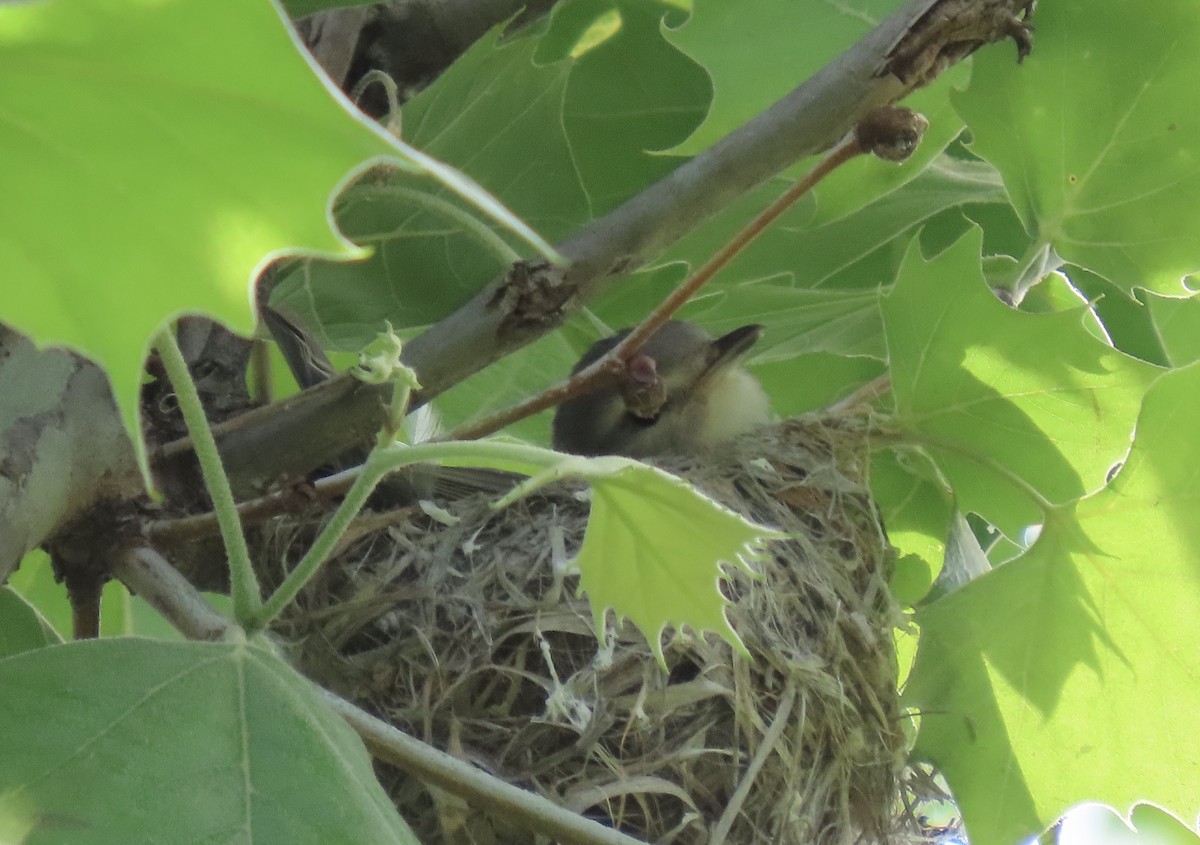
[
  {"xmin": 855, "ymin": 106, "xmax": 930, "ymax": 162},
  {"xmin": 489, "ymin": 259, "xmax": 576, "ymax": 340}
]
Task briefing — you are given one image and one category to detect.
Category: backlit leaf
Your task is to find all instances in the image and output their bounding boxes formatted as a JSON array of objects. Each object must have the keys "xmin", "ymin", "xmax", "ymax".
[
  {"xmin": 881, "ymin": 228, "xmax": 1159, "ymax": 537},
  {"xmin": 906, "ymin": 362, "xmax": 1200, "ymax": 845},
  {"xmin": 573, "ymin": 459, "xmax": 784, "ymax": 666},
  {"xmin": 954, "ymin": 0, "xmax": 1200, "ymax": 293}
]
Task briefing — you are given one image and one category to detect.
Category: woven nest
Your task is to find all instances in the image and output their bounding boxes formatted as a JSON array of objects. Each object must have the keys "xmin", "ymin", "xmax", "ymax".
[{"xmin": 269, "ymin": 415, "xmax": 907, "ymax": 844}]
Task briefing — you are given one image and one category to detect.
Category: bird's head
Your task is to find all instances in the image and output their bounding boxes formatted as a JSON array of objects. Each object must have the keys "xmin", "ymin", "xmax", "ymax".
[{"xmin": 551, "ymin": 320, "xmax": 772, "ymax": 457}]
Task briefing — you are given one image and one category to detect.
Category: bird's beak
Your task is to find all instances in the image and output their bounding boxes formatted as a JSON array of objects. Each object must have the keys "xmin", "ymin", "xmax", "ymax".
[{"xmin": 702, "ymin": 324, "xmax": 764, "ymax": 376}]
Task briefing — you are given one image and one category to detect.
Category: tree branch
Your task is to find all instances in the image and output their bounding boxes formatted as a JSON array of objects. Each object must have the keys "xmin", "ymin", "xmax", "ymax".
[{"xmin": 151, "ymin": 0, "xmax": 1032, "ymax": 496}]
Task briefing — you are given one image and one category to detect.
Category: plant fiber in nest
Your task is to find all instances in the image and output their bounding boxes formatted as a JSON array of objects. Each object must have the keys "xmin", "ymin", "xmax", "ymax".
[{"xmin": 271, "ymin": 416, "xmax": 906, "ymax": 844}]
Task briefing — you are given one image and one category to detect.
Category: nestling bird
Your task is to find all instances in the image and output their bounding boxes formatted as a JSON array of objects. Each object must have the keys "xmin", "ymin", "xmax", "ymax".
[{"xmin": 551, "ymin": 320, "xmax": 773, "ymax": 457}]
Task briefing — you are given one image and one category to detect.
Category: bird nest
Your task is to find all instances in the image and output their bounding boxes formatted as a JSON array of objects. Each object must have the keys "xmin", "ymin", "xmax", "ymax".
[{"xmin": 269, "ymin": 415, "xmax": 907, "ymax": 844}]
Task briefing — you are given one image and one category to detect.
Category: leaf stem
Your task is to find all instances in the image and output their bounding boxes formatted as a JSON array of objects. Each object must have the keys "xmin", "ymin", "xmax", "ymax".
[
  {"xmin": 155, "ymin": 326, "xmax": 262, "ymax": 621},
  {"xmin": 249, "ymin": 450, "xmax": 389, "ymax": 630},
  {"xmin": 610, "ymin": 130, "xmax": 868, "ymax": 362},
  {"xmin": 248, "ymin": 438, "xmax": 563, "ymax": 629},
  {"xmin": 1004, "ymin": 238, "xmax": 1065, "ymax": 304}
]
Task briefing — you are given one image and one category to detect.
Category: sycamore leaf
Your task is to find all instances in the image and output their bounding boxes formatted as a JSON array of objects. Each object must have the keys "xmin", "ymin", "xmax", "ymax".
[
  {"xmin": 0, "ymin": 637, "xmax": 416, "ymax": 845},
  {"xmin": 1058, "ymin": 268, "xmax": 1170, "ymax": 367},
  {"xmin": 1125, "ymin": 805, "xmax": 1200, "ymax": 845},
  {"xmin": 869, "ymin": 450, "xmax": 951, "ymax": 606},
  {"xmin": 271, "ymin": 21, "xmax": 579, "ymax": 348},
  {"xmin": 904, "ymin": 361, "xmax": 1200, "ymax": 845},
  {"xmin": 0, "ymin": 0, "xmax": 391, "ymax": 473},
  {"xmin": 686, "ymin": 287, "xmax": 885, "ymax": 360},
  {"xmin": 394, "ymin": 441, "xmax": 783, "ymax": 663},
  {"xmin": 430, "ymin": 330, "xmax": 581, "ymax": 442},
  {"xmin": 666, "ymin": 0, "xmax": 967, "ymax": 216},
  {"xmin": 954, "ymin": 0, "xmax": 1200, "ymax": 294},
  {"xmin": 596, "ymin": 156, "xmax": 1006, "ymax": 375},
  {"xmin": 555, "ymin": 0, "xmax": 709, "ymax": 217},
  {"xmin": 0, "ymin": 0, "xmax": 552, "ymax": 480},
  {"xmin": 572, "ymin": 460, "xmax": 785, "ymax": 667},
  {"xmin": 1143, "ymin": 292, "xmax": 1200, "ymax": 367},
  {"xmin": 0, "ymin": 588, "xmax": 60, "ymax": 660},
  {"xmin": 750, "ymin": 352, "xmax": 886, "ymax": 419},
  {"xmin": 652, "ymin": 154, "xmax": 1005, "ymax": 306},
  {"xmin": 272, "ymin": 0, "xmax": 709, "ymax": 350},
  {"xmin": 881, "ymin": 228, "xmax": 1160, "ymax": 538}
]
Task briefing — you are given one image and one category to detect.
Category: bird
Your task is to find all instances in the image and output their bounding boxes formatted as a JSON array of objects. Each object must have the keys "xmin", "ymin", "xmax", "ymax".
[{"xmin": 551, "ymin": 320, "xmax": 773, "ymax": 458}]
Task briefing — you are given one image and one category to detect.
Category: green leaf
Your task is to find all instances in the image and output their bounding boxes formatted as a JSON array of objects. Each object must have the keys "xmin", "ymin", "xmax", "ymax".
[
  {"xmin": 1143, "ymin": 292, "xmax": 1200, "ymax": 367},
  {"xmin": 0, "ymin": 0, "xmax": 552, "ymax": 478},
  {"xmin": 572, "ymin": 459, "xmax": 785, "ymax": 666},
  {"xmin": 0, "ymin": 0, "xmax": 390, "ymax": 475},
  {"xmin": 881, "ymin": 228, "xmax": 1160, "ymax": 537},
  {"xmin": 667, "ymin": 0, "xmax": 896, "ymax": 156},
  {"xmin": 274, "ymin": 0, "xmax": 709, "ymax": 350},
  {"xmin": 954, "ymin": 0, "xmax": 1200, "ymax": 293},
  {"xmin": 666, "ymin": 0, "xmax": 968, "ymax": 214},
  {"xmin": 905, "ymin": 361, "xmax": 1200, "ymax": 845},
  {"xmin": 926, "ymin": 511, "xmax": 992, "ymax": 601},
  {"xmin": 686, "ymin": 287, "xmax": 886, "ymax": 359},
  {"xmin": 1127, "ymin": 804, "xmax": 1200, "ymax": 845},
  {"xmin": 430, "ymin": 329, "xmax": 581, "ymax": 442},
  {"xmin": 557, "ymin": 0, "xmax": 709, "ymax": 217},
  {"xmin": 1058, "ymin": 803, "xmax": 1200, "ymax": 845},
  {"xmin": 272, "ymin": 24, "xmax": 578, "ymax": 347},
  {"xmin": 381, "ymin": 440, "xmax": 785, "ymax": 664},
  {"xmin": 753, "ymin": 352, "xmax": 886, "ymax": 419},
  {"xmin": 869, "ymin": 448, "xmax": 952, "ymax": 604},
  {"xmin": 1065, "ymin": 269, "xmax": 1170, "ymax": 367},
  {"xmin": 596, "ymin": 156, "xmax": 1005, "ymax": 366},
  {"xmin": 0, "ymin": 637, "xmax": 416, "ymax": 845},
  {"xmin": 0, "ymin": 588, "xmax": 61, "ymax": 659}
]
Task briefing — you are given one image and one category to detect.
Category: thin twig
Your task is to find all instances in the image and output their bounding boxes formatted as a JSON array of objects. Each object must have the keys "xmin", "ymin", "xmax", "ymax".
[
  {"xmin": 611, "ymin": 133, "xmax": 867, "ymax": 363},
  {"xmin": 144, "ymin": 480, "xmax": 334, "ymax": 545},
  {"xmin": 323, "ymin": 690, "xmax": 648, "ymax": 845},
  {"xmin": 114, "ymin": 546, "xmax": 231, "ymax": 641},
  {"xmin": 446, "ymin": 133, "xmax": 868, "ymax": 443}
]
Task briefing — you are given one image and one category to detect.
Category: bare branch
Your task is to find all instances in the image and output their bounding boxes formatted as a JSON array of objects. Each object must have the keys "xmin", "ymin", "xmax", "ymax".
[{"xmin": 115, "ymin": 546, "xmax": 231, "ymax": 641}]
